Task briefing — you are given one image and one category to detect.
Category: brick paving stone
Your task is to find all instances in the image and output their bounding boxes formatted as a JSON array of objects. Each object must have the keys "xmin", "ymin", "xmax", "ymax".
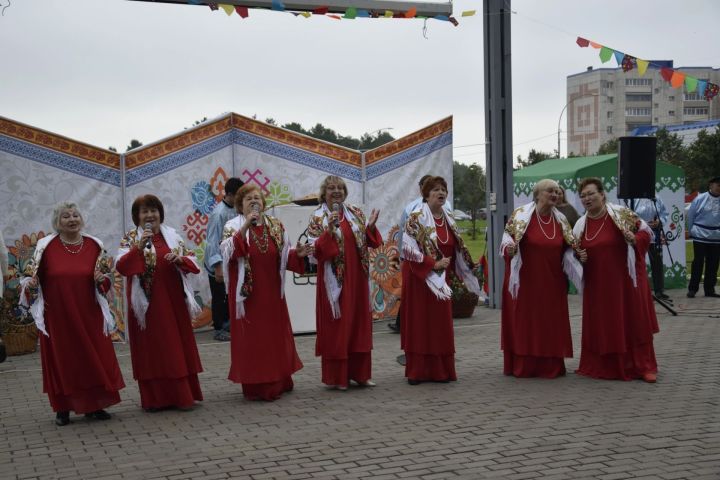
[{"xmin": 1, "ymin": 293, "xmax": 719, "ymax": 480}]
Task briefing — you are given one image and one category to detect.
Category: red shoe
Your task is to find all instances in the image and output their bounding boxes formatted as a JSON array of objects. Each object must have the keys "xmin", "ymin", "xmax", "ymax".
[{"xmin": 642, "ymin": 373, "xmax": 657, "ymax": 383}]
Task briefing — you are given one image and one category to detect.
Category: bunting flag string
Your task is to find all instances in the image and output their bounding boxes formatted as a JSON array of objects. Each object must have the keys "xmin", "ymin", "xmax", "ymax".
[
  {"xmin": 196, "ymin": 1, "xmax": 477, "ymax": 27},
  {"xmin": 576, "ymin": 36, "xmax": 719, "ymax": 101}
]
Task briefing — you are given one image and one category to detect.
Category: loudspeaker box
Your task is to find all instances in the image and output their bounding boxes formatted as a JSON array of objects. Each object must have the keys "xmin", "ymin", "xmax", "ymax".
[{"xmin": 617, "ymin": 136, "xmax": 657, "ymax": 199}]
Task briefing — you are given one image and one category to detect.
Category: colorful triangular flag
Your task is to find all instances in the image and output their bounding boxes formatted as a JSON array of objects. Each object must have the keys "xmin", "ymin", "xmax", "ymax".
[
  {"xmin": 613, "ymin": 50, "xmax": 624, "ymax": 65},
  {"xmin": 449, "ymin": 16, "xmax": 458, "ymax": 26},
  {"xmin": 698, "ymin": 80, "xmax": 708, "ymax": 97},
  {"xmin": 636, "ymin": 59, "xmax": 649, "ymax": 76},
  {"xmin": 271, "ymin": 0, "xmax": 285, "ymax": 11},
  {"xmin": 621, "ymin": 55, "xmax": 635, "ymax": 72},
  {"xmin": 589, "ymin": 41, "xmax": 602, "ymax": 49},
  {"xmin": 576, "ymin": 37, "xmax": 590, "ymax": 47},
  {"xmin": 705, "ymin": 83, "xmax": 719, "ymax": 101},
  {"xmin": 208, "ymin": 3, "xmax": 219, "ymax": 11},
  {"xmin": 219, "ymin": 3, "xmax": 233, "ymax": 15},
  {"xmin": 685, "ymin": 76, "xmax": 698, "ymax": 93},
  {"xmin": 313, "ymin": 6, "xmax": 328, "ymax": 14},
  {"xmin": 405, "ymin": 7, "xmax": 417, "ymax": 18},
  {"xmin": 343, "ymin": 7, "xmax": 357, "ymax": 19},
  {"xmin": 462, "ymin": 10, "xmax": 476, "ymax": 17},
  {"xmin": 235, "ymin": 5, "xmax": 248, "ymax": 17},
  {"xmin": 599, "ymin": 47, "xmax": 613, "ymax": 63},
  {"xmin": 299, "ymin": 11, "xmax": 311, "ymax": 18},
  {"xmin": 384, "ymin": 10, "xmax": 393, "ymax": 18},
  {"xmin": 660, "ymin": 68, "xmax": 673, "ymax": 82},
  {"xmin": 670, "ymin": 71, "xmax": 685, "ymax": 88}
]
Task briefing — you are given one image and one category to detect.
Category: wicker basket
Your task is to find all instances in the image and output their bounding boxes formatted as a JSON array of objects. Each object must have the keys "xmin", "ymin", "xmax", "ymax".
[
  {"xmin": 452, "ymin": 292, "xmax": 479, "ymax": 318},
  {"xmin": 3, "ymin": 322, "xmax": 38, "ymax": 356}
]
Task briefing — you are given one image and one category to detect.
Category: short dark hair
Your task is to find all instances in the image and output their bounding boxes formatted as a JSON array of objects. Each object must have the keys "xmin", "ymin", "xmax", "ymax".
[
  {"xmin": 709, "ymin": 176, "xmax": 720, "ymax": 186},
  {"xmin": 578, "ymin": 177, "xmax": 604, "ymax": 195},
  {"xmin": 131, "ymin": 194, "xmax": 164, "ymax": 226},
  {"xmin": 418, "ymin": 175, "xmax": 432, "ymax": 187},
  {"xmin": 225, "ymin": 177, "xmax": 243, "ymax": 196},
  {"xmin": 421, "ymin": 176, "xmax": 448, "ymax": 201}
]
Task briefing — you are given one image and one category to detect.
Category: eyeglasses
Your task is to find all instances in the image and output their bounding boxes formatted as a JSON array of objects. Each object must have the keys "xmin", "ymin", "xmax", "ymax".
[{"xmin": 579, "ymin": 191, "xmax": 599, "ymax": 199}]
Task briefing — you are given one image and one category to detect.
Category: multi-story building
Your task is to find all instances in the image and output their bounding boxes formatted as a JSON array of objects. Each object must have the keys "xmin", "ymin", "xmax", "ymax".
[{"xmin": 565, "ymin": 61, "xmax": 720, "ymax": 156}]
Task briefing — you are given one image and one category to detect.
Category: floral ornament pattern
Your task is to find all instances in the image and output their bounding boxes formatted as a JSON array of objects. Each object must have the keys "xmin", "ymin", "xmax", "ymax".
[
  {"xmin": 191, "ymin": 180, "xmax": 217, "ymax": 216},
  {"xmin": 109, "ymin": 269, "xmax": 126, "ymax": 342},
  {"xmin": 183, "ymin": 210, "xmax": 209, "ymax": 246},
  {"xmin": 209, "ymin": 166, "xmax": 229, "ymax": 203},
  {"xmin": 119, "ymin": 230, "xmax": 156, "ymax": 301},
  {"xmin": 266, "ymin": 181, "xmax": 293, "ymax": 207},
  {"xmin": 1, "ymin": 231, "xmax": 46, "ymax": 328},
  {"xmin": 369, "ymin": 225, "xmax": 401, "ymax": 320}
]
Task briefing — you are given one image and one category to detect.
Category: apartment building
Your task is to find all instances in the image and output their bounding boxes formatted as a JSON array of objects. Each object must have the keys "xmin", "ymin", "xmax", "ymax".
[{"xmin": 566, "ymin": 61, "xmax": 720, "ymax": 156}]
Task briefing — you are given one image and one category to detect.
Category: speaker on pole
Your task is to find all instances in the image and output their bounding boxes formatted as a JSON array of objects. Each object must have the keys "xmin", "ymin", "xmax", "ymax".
[{"xmin": 617, "ymin": 136, "xmax": 657, "ymax": 199}]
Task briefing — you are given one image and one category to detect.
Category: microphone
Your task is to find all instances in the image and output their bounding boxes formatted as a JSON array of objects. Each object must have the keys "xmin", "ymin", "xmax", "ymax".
[
  {"xmin": 251, "ymin": 204, "xmax": 260, "ymax": 226},
  {"xmin": 332, "ymin": 203, "xmax": 340, "ymax": 228},
  {"xmin": 143, "ymin": 223, "xmax": 152, "ymax": 249}
]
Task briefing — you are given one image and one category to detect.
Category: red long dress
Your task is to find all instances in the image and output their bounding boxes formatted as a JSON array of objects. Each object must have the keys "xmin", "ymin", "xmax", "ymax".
[
  {"xmin": 577, "ymin": 217, "xmax": 659, "ymax": 380},
  {"xmin": 501, "ymin": 214, "xmax": 573, "ymax": 378},
  {"xmin": 38, "ymin": 238, "xmax": 125, "ymax": 414},
  {"xmin": 314, "ymin": 220, "xmax": 382, "ymax": 387},
  {"xmin": 116, "ymin": 233, "xmax": 204, "ymax": 409},
  {"xmin": 226, "ymin": 226, "xmax": 304, "ymax": 401},
  {"xmin": 400, "ymin": 218, "xmax": 457, "ymax": 382}
]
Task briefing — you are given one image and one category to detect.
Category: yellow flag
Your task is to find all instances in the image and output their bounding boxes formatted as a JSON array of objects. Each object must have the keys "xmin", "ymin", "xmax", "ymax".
[
  {"xmin": 636, "ymin": 59, "xmax": 649, "ymax": 76},
  {"xmin": 300, "ymin": 11, "xmax": 311, "ymax": 18},
  {"xmin": 462, "ymin": 10, "xmax": 476, "ymax": 17},
  {"xmin": 219, "ymin": 4, "xmax": 234, "ymax": 16},
  {"xmin": 384, "ymin": 10, "xmax": 393, "ymax": 18}
]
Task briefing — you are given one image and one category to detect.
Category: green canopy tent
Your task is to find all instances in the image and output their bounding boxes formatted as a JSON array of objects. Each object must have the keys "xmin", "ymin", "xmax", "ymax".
[{"xmin": 513, "ymin": 154, "xmax": 686, "ymax": 289}]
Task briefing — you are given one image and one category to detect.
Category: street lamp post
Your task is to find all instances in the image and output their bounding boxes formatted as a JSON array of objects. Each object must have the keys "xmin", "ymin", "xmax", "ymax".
[{"xmin": 557, "ymin": 92, "xmax": 601, "ymax": 158}]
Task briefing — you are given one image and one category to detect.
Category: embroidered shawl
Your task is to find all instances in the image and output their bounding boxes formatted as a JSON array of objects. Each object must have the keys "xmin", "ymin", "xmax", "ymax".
[
  {"xmin": 220, "ymin": 213, "xmax": 289, "ymax": 320},
  {"xmin": 306, "ymin": 203, "xmax": 369, "ymax": 319},
  {"xmin": 403, "ymin": 202, "xmax": 481, "ymax": 300},
  {"xmin": 573, "ymin": 202, "xmax": 654, "ymax": 288},
  {"xmin": 500, "ymin": 201, "xmax": 583, "ymax": 299},
  {"xmin": 117, "ymin": 224, "xmax": 201, "ymax": 329},
  {"xmin": 19, "ymin": 233, "xmax": 115, "ymax": 337}
]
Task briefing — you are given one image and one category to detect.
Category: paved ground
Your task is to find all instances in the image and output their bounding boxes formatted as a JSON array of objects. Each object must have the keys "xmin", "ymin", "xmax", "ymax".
[{"xmin": 1, "ymin": 291, "xmax": 719, "ymax": 480}]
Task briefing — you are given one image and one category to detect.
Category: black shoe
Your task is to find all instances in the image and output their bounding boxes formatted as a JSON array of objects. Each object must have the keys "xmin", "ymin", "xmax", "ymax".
[
  {"xmin": 0, "ymin": 339, "xmax": 6, "ymax": 363},
  {"xmin": 687, "ymin": 291, "xmax": 696, "ymax": 298},
  {"xmin": 408, "ymin": 379, "xmax": 422, "ymax": 385},
  {"xmin": 388, "ymin": 322, "xmax": 400, "ymax": 333},
  {"xmin": 55, "ymin": 411, "xmax": 70, "ymax": 426},
  {"xmin": 705, "ymin": 292, "xmax": 720, "ymax": 298},
  {"xmin": 85, "ymin": 409, "xmax": 112, "ymax": 421}
]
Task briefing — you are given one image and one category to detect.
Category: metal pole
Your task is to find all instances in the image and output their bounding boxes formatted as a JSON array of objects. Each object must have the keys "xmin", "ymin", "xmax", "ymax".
[
  {"xmin": 361, "ymin": 151, "xmax": 366, "ymax": 205},
  {"xmin": 483, "ymin": 0, "xmax": 514, "ymax": 309},
  {"xmin": 120, "ymin": 153, "xmax": 128, "ymax": 233}
]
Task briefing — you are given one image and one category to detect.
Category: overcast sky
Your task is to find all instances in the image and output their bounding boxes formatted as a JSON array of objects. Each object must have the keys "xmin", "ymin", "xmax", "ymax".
[{"xmin": 1, "ymin": 0, "xmax": 717, "ymax": 166}]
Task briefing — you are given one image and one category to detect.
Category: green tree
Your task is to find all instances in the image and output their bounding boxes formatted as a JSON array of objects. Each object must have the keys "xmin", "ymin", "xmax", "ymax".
[
  {"xmin": 126, "ymin": 139, "xmax": 143, "ymax": 152},
  {"xmin": 515, "ymin": 149, "xmax": 555, "ymax": 170},
  {"xmin": 686, "ymin": 126, "xmax": 720, "ymax": 192},
  {"xmin": 596, "ymin": 138, "xmax": 618, "ymax": 155},
  {"xmin": 280, "ymin": 121, "xmax": 395, "ymax": 150},
  {"xmin": 453, "ymin": 162, "xmax": 486, "ymax": 239}
]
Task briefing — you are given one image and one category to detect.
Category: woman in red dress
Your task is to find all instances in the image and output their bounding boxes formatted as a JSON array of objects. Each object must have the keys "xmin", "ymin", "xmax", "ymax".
[
  {"xmin": 21, "ymin": 202, "xmax": 124, "ymax": 426},
  {"xmin": 500, "ymin": 179, "xmax": 583, "ymax": 378},
  {"xmin": 116, "ymin": 195, "xmax": 204, "ymax": 410},
  {"xmin": 574, "ymin": 177, "xmax": 659, "ymax": 382},
  {"xmin": 221, "ymin": 184, "xmax": 311, "ymax": 401},
  {"xmin": 400, "ymin": 176, "xmax": 481, "ymax": 384},
  {"xmin": 307, "ymin": 175, "xmax": 382, "ymax": 391}
]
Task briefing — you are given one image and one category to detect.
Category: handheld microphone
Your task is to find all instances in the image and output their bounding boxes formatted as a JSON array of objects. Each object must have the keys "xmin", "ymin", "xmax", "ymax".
[
  {"xmin": 332, "ymin": 203, "xmax": 340, "ymax": 228},
  {"xmin": 251, "ymin": 204, "xmax": 260, "ymax": 226},
  {"xmin": 143, "ymin": 223, "xmax": 153, "ymax": 249}
]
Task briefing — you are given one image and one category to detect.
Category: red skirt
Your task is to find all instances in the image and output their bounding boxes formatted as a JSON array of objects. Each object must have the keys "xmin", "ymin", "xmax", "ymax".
[
  {"xmin": 405, "ymin": 353, "xmax": 457, "ymax": 382},
  {"xmin": 503, "ymin": 352, "xmax": 566, "ymax": 379},
  {"xmin": 321, "ymin": 352, "xmax": 371, "ymax": 387},
  {"xmin": 242, "ymin": 377, "xmax": 294, "ymax": 401},
  {"xmin": 138, "ymin": 374, "xmax": 203, "ymax": 409},
  {"xmin": 576, "ymin": 341, "xmax": 657, "ymax": 381}
]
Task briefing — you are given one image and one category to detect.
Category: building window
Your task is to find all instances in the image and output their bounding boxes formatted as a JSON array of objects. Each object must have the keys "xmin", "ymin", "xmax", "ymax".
[
  {"xmin": 668, "ymin": 95, "xmax": 675, "ymax": 101},
  {"xmin": 654, "ymin": 117, "xmax": 659, "ymax": 123},
  {"xmin": 654, "ymin": 88, "xmax": 660, "ymax": 94},
  {"xmin": 625, "ymin": 107, "xmax": 651, "ymax": 116},
  {"xmin": 607, "ymin": 97, "xmax": 614, "ymax": 104},
  {"xmin": 669, "ymin": 110, "xmax": 675, "ymax": 116},
  {"xmin": 684, "ymin": 92, "xmax": 705, "ymax": 101},
  {"xmin": 684, "ymin": 107, "xmax": 709, "ymax": 115},
  {"xmin": 626, "ymin": 94, "xmax": 652, "ymax": 102},
  {"xmin": 654, "ymin": 103, "xmax": 659, "ymax": 108},
  {"xmin": 607, "ymin": 126, "xmax": 613, "ymax": 134},
  {"xmin": 602, "ymin": 80, "xmax": 614, "ymax": 89},
  {"xmin": 607, "ymin": 111, "xmax": 613, "ymax": 119},
  {"xmin": 625, "ymin": 78, "xmax": 652, "ymax": 86}
]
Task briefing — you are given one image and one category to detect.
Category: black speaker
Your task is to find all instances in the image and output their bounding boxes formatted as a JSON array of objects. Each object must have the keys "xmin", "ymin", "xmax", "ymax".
[{"xmin": 617, "ymin": 136, "xmax": 657, "ymax": 199}]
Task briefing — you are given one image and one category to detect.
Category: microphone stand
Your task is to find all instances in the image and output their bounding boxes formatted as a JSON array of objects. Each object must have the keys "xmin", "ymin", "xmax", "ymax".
[{"xmin": 650, "ymin": 197, "xmax": 677, "ymax": 316}]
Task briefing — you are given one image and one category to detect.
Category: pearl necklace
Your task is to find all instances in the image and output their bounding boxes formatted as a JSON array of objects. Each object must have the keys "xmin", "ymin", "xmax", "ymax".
[
  {"xmin": 60, "ymin": 235, "xmax": 84, "ymax": 254},
  {"xmin": 534, "ymin": 209, "xmax": 556, "ymax": 240},
  {"xmin": 584, "ymin": 212, "xmax": 609, "ymax": 242},
  {"xmin": 434, "ymin": 217, "xmax": 450, "ymax": 244}
]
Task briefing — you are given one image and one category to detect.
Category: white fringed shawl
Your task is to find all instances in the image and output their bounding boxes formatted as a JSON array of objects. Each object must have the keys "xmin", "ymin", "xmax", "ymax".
[
  {"xmin": 220, "ymin": 213, "xmax": 290, "ymax": 320},
  {"xmin": 19, "ymin": 233, "xmax": 116, "ymax": 337},
  {"xmin": 402, "ymin": 203, "xmax": 482, "ymax": 300},
  {"xmin": 116, "ymin": 224, "xmax": 201, "ymax": 329},
  {"xmin": 573, "ymin": 202, "xmax": 654, "ymax": 288},
  {"xmin": 306, "ymin": 203, "xmax": 366, "ymax": 319},
  {"xmin": 500, "ymin": 201, "xmax": 583, "ymax": 299}
]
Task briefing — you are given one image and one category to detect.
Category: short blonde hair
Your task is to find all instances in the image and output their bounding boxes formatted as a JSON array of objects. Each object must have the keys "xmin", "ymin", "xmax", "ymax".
[
  {"xmin": 51, "ymin": 202, "xmax": 84, "ymax": 232},
  {"xmin": 318, "ymin": 175, "xmax": 348, "ymax": 204},
  {"xmin": 532, "ymin": 179, "xmax": 559, "ymax": 202}
]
